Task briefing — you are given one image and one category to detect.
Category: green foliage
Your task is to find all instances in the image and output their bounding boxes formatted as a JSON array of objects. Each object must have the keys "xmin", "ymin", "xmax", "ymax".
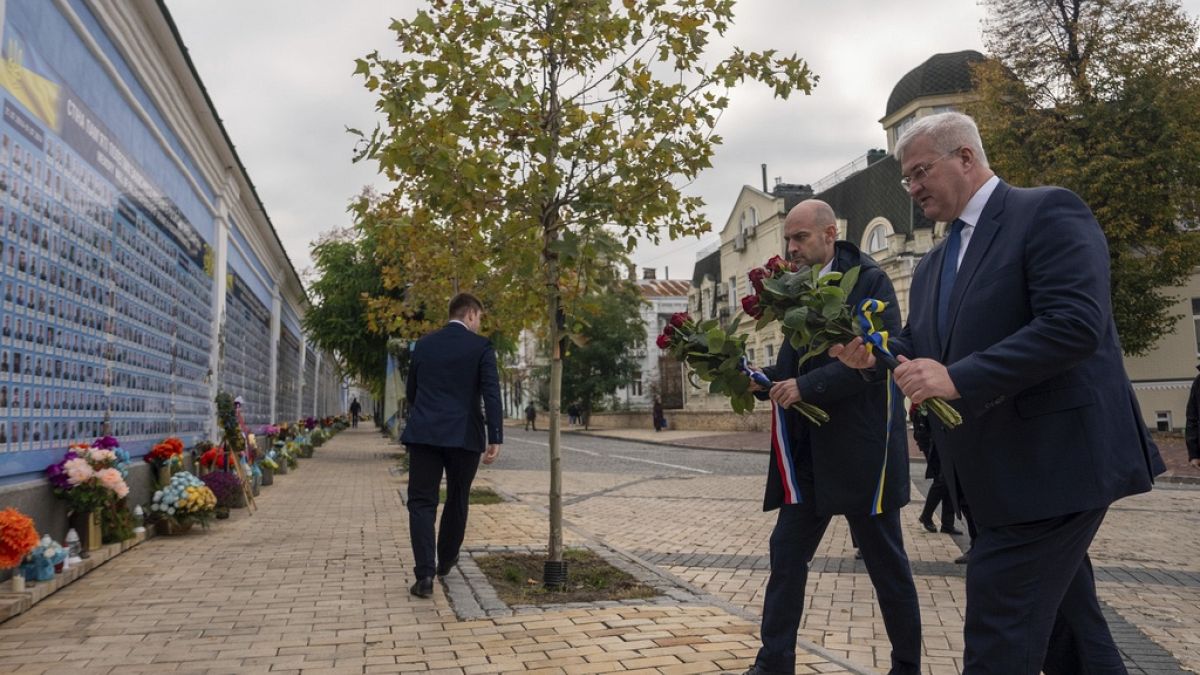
[
  {"xmin": 557, "ymin": 282, "xmax": 646, "ymax": 416},
  {"xmin": 215, "ymin": 392, "xmax": 244, "ymax": 454},
  {"xmin": 352, "ymin": 0, "xmax": 815, "ymax": 342},
  {"xmin": 973, "ymin": 0, "xmax": 1200, "ymax": 355},
  {"xmin": 303, "ymin": 217, "xmax": 394, "ymax": 397}
]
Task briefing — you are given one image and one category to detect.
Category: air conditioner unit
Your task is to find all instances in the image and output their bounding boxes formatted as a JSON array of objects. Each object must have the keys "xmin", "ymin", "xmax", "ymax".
[{"xmin": 733, "ymin": 232, "xmax": 746, "ymax": 251}]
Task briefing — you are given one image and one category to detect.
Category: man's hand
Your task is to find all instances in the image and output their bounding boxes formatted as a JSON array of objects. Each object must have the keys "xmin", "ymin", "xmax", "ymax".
[
  {"xmin": 1190, "ymin": 457, "xmax": 1200, "ymax": 469},
  {"xmin": 769, "ymin": 379, "xmax": 802, "ymax": 409},
  {"xmin": 893, "ymin": 356, "xmax": 960, "ymax": 404},
  {"xmin": 748, "ymin": 367, "xmax": 767, "ymax": 392},
  {"xmin": 828, "ymin": 337, "xmax": 876, "ymax": 369},
  {"xmin": 483, "ymin": 444, "xmax": 501, "ymax": 465}
]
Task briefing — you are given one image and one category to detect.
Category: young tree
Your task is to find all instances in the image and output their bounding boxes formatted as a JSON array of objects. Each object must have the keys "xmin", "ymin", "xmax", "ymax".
[
  {"xmin": 353, "ymin": 0, "xmax": 814, "ymax": 582},
  {"xmin": 972, "ymin": 0, "xmax": 1200, "ymax": 355}
]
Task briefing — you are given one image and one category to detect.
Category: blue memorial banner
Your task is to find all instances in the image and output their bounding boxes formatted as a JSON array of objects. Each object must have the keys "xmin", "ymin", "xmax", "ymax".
[{"xmin": 0, "ymin": 6, "xmax": 216, "ymax": 481}]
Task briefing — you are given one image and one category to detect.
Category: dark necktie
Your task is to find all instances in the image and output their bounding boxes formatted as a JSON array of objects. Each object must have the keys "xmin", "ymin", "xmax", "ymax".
[{"xmin": 937, "ymin": 219, "xmax": 965, "ymax": 341}]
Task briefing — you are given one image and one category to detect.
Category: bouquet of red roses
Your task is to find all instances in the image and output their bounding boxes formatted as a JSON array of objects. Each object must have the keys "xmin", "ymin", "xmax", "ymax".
[
  {"xmin": 741, "ymin": 256, "xmax": 961, "ymax": 428},
  {"xmin": 656, "ymin": 311, "xmax": 829, "ymax": 424}
]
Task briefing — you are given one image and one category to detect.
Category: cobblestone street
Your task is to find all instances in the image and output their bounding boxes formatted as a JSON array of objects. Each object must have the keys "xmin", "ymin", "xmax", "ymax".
[{"xmin": 0, "ymin": 426, "xmax": 1196, "ymax": 674}]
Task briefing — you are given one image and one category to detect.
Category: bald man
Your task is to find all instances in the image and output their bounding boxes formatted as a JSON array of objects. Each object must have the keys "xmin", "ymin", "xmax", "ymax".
[{"xmin": 729, "ymin": 201, "xmax": 920, "ymax": 675}]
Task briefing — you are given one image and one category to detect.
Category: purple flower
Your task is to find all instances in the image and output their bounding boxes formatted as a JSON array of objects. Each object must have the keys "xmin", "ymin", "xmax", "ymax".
[{"xmin": 93, "ymin": 436, "xmax": 120, "ymax": 450}]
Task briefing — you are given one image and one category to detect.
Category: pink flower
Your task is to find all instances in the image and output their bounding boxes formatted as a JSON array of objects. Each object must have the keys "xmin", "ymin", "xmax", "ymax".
[
  {"xmin": 64, "ymin": 457, "xmax": 95, "ymax": 486},
  {"xmin": 95, "ymin": 468, "xmax": 129, "ymax": 499},
  {"xmin": 86, "ymin": 448, "xmax": 117, "ymax": 465}
]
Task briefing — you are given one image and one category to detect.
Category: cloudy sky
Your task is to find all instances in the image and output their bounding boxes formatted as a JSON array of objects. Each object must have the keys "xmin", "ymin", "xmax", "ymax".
[{"xmin": 165, "ymin": 0, "xmax": 1200, "ymax": 286}]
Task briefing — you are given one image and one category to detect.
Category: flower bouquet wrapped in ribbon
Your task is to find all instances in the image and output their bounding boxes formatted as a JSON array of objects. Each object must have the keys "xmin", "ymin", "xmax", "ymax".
[
  {"xmin": 741, "ymin": 257, "xmax": 962, "ymax": 428},
  {"xmin": 655, "ymin": 312, "xmax": 829, "ymax": 423}
]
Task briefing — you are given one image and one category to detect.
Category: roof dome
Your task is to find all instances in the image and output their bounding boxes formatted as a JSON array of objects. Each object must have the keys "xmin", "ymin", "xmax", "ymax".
[{"xmin": 885, "ymin": 50, "xmax": 986, "ymax": 118}]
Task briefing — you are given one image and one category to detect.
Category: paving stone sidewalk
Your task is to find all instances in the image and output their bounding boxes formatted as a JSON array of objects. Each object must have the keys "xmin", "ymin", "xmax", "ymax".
[{"xmin": 0, "ymin": 428, "xmax": 848, "ymax": 674}]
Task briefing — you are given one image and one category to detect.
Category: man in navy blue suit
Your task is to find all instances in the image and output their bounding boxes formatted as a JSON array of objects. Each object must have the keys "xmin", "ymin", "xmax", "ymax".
[
  {"xmin": 402, "ymin": 292, "xmax": 503, "ymax": 598},
  {"xmin": 729, "ymin": 200, "xmax": 920, "ymax": 675},
  {"xmin": 832, "ymin": 112, "xmax": 1163, "ymax": 673}
]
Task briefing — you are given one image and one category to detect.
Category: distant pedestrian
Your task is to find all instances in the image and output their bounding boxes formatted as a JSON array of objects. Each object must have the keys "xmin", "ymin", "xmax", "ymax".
[
  {"xmin": 567, "ymin": 403, "xmax": 580, "ymax": 426},
  {"xmin": 1186, "ymin": 364, "xmax": 1200, "ymax": 469},
  {"xmin": 912, "ymin": 403, "xmax": 960, "ymax": 535},
  {"xmin": 524, "ymin": 402, "xmax": 537, "ymax": 431},
  {"xmin": 652, "ymin": 397, "xmax": 665, "ymax": 432},
  {"xmin": 349, "ymin": 397, "xmax": 362, "ymax": 428}
]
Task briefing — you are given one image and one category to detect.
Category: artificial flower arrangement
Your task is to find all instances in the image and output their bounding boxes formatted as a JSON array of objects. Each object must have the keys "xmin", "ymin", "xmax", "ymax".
[
  {"xmin": 21, "ymin": 535, "xmax": 66, "ymax": 581},
  {"xmin": 148, "ymin": 471, "xmax": 217, "ymax": 530},
  {"xmin": 200, "ymin": 471, "xmax": 245, "ymax": 510},
  {"xmin": 303, "ymin": 416, "xmax": 318, "ymax": 431},
  {"xmin": 45, "ymin": 443, "xmax": 131, "ymax": 513},
  {"xmin": 0, "ymin": 508, "xmax": 39, "ymax": 572},
  {"xmin": 741, "ymin": 255, "xmax": 961, "ymax": 428},
  {"xmin": 260, "ymin": 454, "xmax": 280, "ymax": 472},
  {"xmin": 198, "ymin": 445, "xmax": 231, "ymax": 472},
  {"xmin": 279, "ymin": 441, "xmax": 299, "ymax": 469},
  {"xmin": 145, "ymin": 437, "xmax": 185, "ymax": 479}
]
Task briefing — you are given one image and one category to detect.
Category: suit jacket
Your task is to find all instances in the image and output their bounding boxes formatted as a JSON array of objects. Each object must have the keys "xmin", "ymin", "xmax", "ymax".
[
  {"xmin": 895, "ymin": 180, "xmax": 1163, "ymax": 526},
  {"xmin": 762, "ymin": 241, "xmax": 910, "ymax": 515},
  {"xmin": 1186, "ymin": 371, "xmax": 1200, "ymax": 461},
  {"xmin": 401, "ymin": 322, "xmax": 503, "ymax": 452}
]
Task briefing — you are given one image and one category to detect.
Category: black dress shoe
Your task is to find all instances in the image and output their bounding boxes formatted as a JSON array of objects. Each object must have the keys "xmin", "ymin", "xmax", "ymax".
[
  {"xmin": 918, "ymin": 515, "xmax": 937, "ymax": 533},
  {"xmin": 436, "ymin": 556, "xmax": 458, "ymax": 577},
  {"xmin": 940, "ymin": 526, "xmax": 964, "ymax": 535},
  {"xmin": 410, "ymin": 577, "xmax": 433, "ymax": 598},
  {"xmin": 954, "ymin": 549, "xmax": 970, "ymax": 565},
  {"xmin": 721, "ymin": 666, "xmax": 789, "ymax": 675}
]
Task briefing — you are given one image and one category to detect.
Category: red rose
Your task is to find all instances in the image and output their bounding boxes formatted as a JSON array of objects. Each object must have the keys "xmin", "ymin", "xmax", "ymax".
[
  {"xmin": 669, "ymin": 312, "xmax": 689, "ymax": 328},
  {"xmin": 741, "ymin": 294, "xmax": 763, "ymax": 319},
  {"xmin": 656, "ymin": 333, "xmax": 672, "ymax": 349},
  {"xmin": 664, "ymin": 324, "xmax": 675, "ymax": 337},
  {"xmin": 748, "ymin": 267, "xmax": 767, "ymax": 293},
  {"xmin": 765, "ymin": 255, "xmax": 788, "ymax": 273}
]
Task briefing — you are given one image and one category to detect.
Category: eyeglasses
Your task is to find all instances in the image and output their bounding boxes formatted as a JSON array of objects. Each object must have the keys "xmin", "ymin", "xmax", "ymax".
[{"xmin": 899, "ymin": 147, "xmax": 962, "ymax": 190}]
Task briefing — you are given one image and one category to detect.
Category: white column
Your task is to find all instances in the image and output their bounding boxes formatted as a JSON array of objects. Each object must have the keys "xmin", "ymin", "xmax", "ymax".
[
  {"xmin": 267, "ymin": 289, "xmax": 281, "ymax": 423},
  {"xmin": 296, "ymin": 337, "xmax": 307, "ymax": 421},
  {"xmin": 207, "ymin": 176, "xmax": 234, "ymax": 440},
  {"xmin": 312, "ymin": 351, "xmax": 322, "ymax": 417}
]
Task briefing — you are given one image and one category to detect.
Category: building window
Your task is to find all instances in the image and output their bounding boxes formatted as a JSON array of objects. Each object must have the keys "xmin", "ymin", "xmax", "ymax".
[
  {"xmin": 631, "ymin": 372, "xmax": 643, "ymax": 397},
  {"xmin": 1193, "ymin": 298, "xmax": 1200, "ymax": 354},
  {"xmin": 865, "ymin": 225, "xmax": 888, "ymax": 253},
  {"xmin": 1155, "ymin": 410, "xmax": 1172, "ymax": 432},
  {"xmin": 729, "ymin": 276, "xmax": 738, "ymax": 312},
  {"xmin": 894, "ymin": 113, "xmax": 916, "ymax": 144},
  {"xmin": 766, "ymin": 344, "xmax": 774, "ymax": 363},
  {"xmin": 747, "ymin": 348, "xmax": 756, "ymax": 364}
]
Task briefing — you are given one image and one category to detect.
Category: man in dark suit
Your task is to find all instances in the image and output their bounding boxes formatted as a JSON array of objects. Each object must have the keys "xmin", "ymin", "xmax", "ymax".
[
  {"xmin": 401, "ymin": 292, "xmax": 503, "ymax": 598},
  {"xmin": 1185, "ymin": 365, "xmax": 1200, "ymax": 470},
  {"xmin": 832, "ymin": 112, "xmax": 1164, "ymax": 672},
  {"xmin": 729, "ymin": 200, "xmax": 920, "ymax": 675}
]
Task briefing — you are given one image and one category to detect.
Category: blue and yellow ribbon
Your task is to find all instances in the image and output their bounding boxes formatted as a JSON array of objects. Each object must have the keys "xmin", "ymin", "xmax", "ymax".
[{"xmin": 856, "ymin": 299, "xmax": 898, "ymax": 516}]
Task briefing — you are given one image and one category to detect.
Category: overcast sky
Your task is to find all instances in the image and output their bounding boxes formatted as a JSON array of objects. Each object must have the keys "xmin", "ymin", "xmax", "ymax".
[{"xmin": 165, "ymin": 0, "xmax": 1200, "ymax": 286}]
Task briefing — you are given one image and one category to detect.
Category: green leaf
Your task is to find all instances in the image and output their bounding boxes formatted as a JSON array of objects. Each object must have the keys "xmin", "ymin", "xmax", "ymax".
[
  {"xmin": 783, "ymin": 306, "xmax": 808, "ymax": 331},
  {"xmin": 838, "ymin": 265, "xmax": 861, "ymax": 294},
  {"xmin": 706, "ymin": 328, "xmax": 725, "ymax": 352}
]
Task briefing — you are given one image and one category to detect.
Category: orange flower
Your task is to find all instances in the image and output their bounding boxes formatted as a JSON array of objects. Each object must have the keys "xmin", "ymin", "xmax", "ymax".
[{"xmin": 0, "ymin": 508, "xmax": 39, "ymax": 569}]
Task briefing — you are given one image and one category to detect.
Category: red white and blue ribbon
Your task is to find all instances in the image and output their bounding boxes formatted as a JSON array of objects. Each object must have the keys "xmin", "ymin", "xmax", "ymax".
[
  {"xmin": 740, "ymin": 358, "xmax": 802, "ymax": 504},
  {"xmin": 769, "ymin": 398, "xmax": 802, "ymax": 504}
]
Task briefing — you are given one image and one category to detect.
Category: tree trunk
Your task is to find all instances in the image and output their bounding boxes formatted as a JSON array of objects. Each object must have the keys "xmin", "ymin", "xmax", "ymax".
[{"xmin": 547, "ymin": 278, "xmax": 564, "ymax": 564}]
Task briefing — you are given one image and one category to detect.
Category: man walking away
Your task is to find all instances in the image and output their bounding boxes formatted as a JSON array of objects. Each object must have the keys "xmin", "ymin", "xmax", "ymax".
[
  {"xmin": 349, "ymin": 397, "xmax": 362, "ymax": 428},
  {"xmin": 401, "ymin": 293, "xmax": 502, "ymax": 598}
]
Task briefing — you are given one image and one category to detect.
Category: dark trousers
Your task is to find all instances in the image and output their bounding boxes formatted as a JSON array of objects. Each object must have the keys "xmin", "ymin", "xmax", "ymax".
[
  {"xmin": 756, "ymin": 501, "xmax": 921, "ymax": 674},
  {"xmin": 964, "ymin": 507, "xmax": 1124, "ymax": 674},
  {"xmin": 351, "ymin": 413, "xmax": 359, "ymax": 427},
  {"xmin": 921, "ymin": 474, "xmax": 956, "ymax": 530},
  {"xmin": 406, "ymin": 444, "xmax": 482, "ymax": 579}
]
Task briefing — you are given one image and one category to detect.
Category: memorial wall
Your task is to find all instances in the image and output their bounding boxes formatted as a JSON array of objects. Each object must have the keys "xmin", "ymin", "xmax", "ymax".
[{"xmin": 0, "ymin": 1, "xmax": 344, "ymax": 485}]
